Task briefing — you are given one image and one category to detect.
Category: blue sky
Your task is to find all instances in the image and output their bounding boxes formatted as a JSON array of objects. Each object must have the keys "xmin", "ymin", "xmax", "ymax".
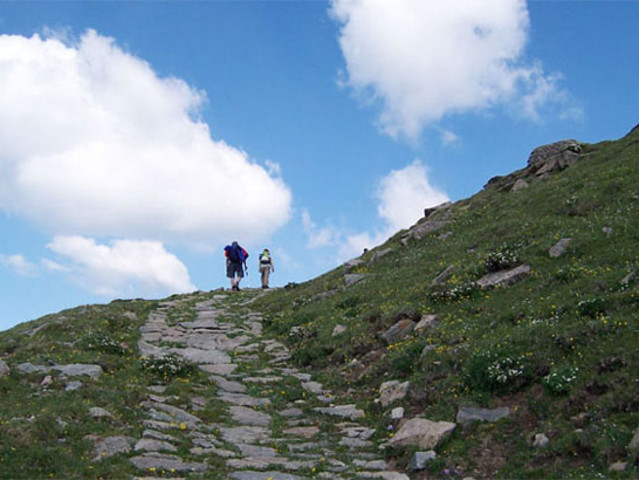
[{"xmin": 0, "ymin": 0, "xmax": 637, "ymax": 332}]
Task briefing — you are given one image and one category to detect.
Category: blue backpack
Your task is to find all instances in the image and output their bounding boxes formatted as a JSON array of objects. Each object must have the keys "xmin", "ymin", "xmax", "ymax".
[{"xmin": 226, "ymin": 244, "xmax": 247, "ymax": 263}]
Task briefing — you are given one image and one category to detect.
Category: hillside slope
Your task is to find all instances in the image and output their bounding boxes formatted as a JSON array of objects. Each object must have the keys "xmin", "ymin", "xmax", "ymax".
[
  {"xmin": 1, "ymin": 124, "xmax": 638, "ymax": 480},
  {"xmin": 253, "ymin": 124, "xmax": 639, "ymax": 478}
]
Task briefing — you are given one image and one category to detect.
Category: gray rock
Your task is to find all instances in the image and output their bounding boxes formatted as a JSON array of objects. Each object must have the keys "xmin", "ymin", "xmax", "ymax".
[
  {"xmin": 237, "ymin": 444, "xmax": 278, "ymax": 458},
  {"xmin": 283, "ymin": 426, "xmax": 319, "ymax": 438},
  {"xmin": 198, "ymin": 363, "xmax": 237, "ymax": 375},
  {"xmin": 549, "ymin": 238, "xmax": 572, "ymax": 258},
  {"xmin": 16, "ymin": 363, "xmax": 49, "ymax": 374},
  {"xmin": 627, "ymin": 427, "xmax": 639, "ymax": 456},
  {"xmin": 527, "ymin": 139, "xmax": 581, "ymax": 176},
  {"xmin": 53, "ymin": 363, "xmax": 104, "ymax": 380},
  {"xmin": 229, "ymin": 406, "xmax": 271, "ymax": 426},
  {"xmin": 414, "ymin": 314, "xmax": 440, "ymax": 332},
  {"xmin": 332, "ymin": 324, "xmax": 347, "ymax": 337},
  {"xmin": 169, "ymin": 347, "xmax": 230, "ymax": 364},
  {"xmin": 409, "ymin": 450, "xmax": 437, "ymax": 471},
  {"xmin": 380, "ymin": 319, "xmax": 415, "ymax": 345},
  {"xmin": 220, "ymin": 426, "xmax": 270, "ymax": 444},
  {"xmin": 431, "ymin": 265, "xmax": 456, "ymax": 286},
  {"xmin": 533, "ymin": 433, "xmax": 550, "ymax": 447},
  {"xmin": 379, "ymin": 380, "xmax": 410, "ymax": 407},
  {"xmin": 217, "ymin": 392, "xmax": 271, "ymax": 407},
  {"xmin": 134, "ymin": 438, "xmax": 178, "ymax": 453},
  {"xmin": 302, "ymin": 381, "xmax": 324, "ymax": 394},
  {"xmin": 609, "ymin": 462, "xmax": 627, "ymax": 472},
  {"xmin": 511, "ymin": 179, "xmax": 529, "ymax": 192},
  {"xmin": 93, "ymin": 436, "xmax": 134, "ymax": 460},
  {"xmin": 368, "ymin": 248, "xmax": 393, "ymax": 265},
  {"xmin": 210, "ymin": 375, "xmax": 247, "ymax": 393},
  {"xmin": 314, "ymin": 404, "xmax": 365, "ymax": 421},
  {"xmin": 129, "ymin": 452, "xmax": 207, "ymax": 473},
  {"xmin": 477, "ymin": 264, "xmax": 531, "ymax": 289},
  {"xmin": 344, "ymin": 258, "xmax": 365, "ymax": 271},
  {"xmin": 345, "ymin": 274, "xmax": 367, "ymax": 286},
  {"xmin": 0, "ymin": 360, "xmax": 10, "ymax": 378},
  {"xmin": 230, "ymin": 471, "xmax": 305, "ymax": 480},
  {"xmin": 389, "ymin": 418, "xmax": 456, "ymax": 449},
  {"xmin": 456, "ymin": 406, "xmax": 510, "ymax": 426},
  {"xmin": 141, "ymin": 402, "xmax": 201, "ymax": 427},
  {"xmin": 391, "ymin": 407, "xmax": 405, "ymax": 420},
  {"xmin": 65, "ymin": 380, "xmax": 83, "ymax": 391},
  {"xmin": 89, "ymin": 407, "xmax": 113, "ymax": 419}
]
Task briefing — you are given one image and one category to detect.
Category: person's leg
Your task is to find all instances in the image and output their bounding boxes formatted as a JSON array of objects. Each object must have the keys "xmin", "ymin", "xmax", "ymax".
[{"xmin": 263, "ymin": 267, "xmax": 270, "ymax": 288}]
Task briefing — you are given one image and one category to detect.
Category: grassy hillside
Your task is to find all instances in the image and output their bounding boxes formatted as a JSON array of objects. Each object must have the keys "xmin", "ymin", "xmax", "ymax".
[
  {"xmin": 0, "ymin": 124, "xmax": 637, "ymax": 480},
  {"xmin": 253, "ymin": 125, "xmax": 639, "ymax": 478}
]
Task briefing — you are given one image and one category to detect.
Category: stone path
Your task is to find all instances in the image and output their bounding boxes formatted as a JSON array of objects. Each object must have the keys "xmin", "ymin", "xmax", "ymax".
[{"xmin": 132, "ymin": 292, "xmax": 409, "ymax": 480}]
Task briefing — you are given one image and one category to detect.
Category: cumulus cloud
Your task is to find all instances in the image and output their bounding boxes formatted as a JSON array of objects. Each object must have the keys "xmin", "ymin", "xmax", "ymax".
[
  {"xmin": 304, "ymin": 159, "xmax": 449, "ymax": 261},
  {"xmin": 0, "ymin": 254, "xmax": 38, "ymax": 276},
  {"xmin": 0, "ymin": 30, "xmax": 292, "ymax": 244},
  {"xmin": 46, "ymin": 236, "xmax": 195, "ymax": 297},
  {"xmin": 330, "ymin": 0, "xmax": 573, "ymax": 139}
]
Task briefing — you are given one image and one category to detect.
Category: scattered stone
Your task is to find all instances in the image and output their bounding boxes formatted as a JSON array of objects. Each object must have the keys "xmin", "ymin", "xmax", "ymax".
[
  {"xmin": 169, "ymin": 347, "xmax": 230, "ymax": 365},
  {"xmin": 16, "ymin": 363, "xmax": 49, "ymax": 374},
  {"xmin": 414, "ymin": 314, "xmax": 440, "ymax": 332},
  {"xmin": 129, "ymin": 453, "xmax": 207, "ymax": 473},
  {"xmin": 345, "ymin": 274, "xmax": 367, "ymax": 286},
  {"xmin": 628, "ymin": 427, "xmax": 639, "ymax": 456},
  {"xmin": 533, "ymin": 433, "xmax": 550, "ymax": 447},
  {"xmin": 302, "ymin": 381, "xmax": 324, "ymax": 394},
  {"xmin": 344, "ymin": 258, "xmax": 365, "ymax": 271},
  {"xmin": 511, "ymin": 179, "xmax": 529, "ymax": 192},
  {"xmin": 89, "ymin": 407, "xmax": 114, "ymax": 420},
  {"xmin": 431, "ymin": 265, "xmax": 456, "ymax": 286},
  {"xmin": 380, "ymin": 319, "xmax": 415, "ymax": 345},
  {"xmin": 332, "ymin": 324, "xmax": 347, "ymax": 337},
  {"xmin": 40, "ymin": 375, "xmax": 53, "ymax": 387},
  {"xmin": 609, "ymin": 461, "xmax": 627, "ymax": 472},
  {"xmin": 409, "ymin": 450, "xmax": 437, "ymax": 471},
  {"xmin": 389, "ymin": 418, "xmax": 456, "ymax": 449},
  {"xmin": 314, "ymin": 404, "xmax": 365, "ymax": 421},
  {"xmin": 53, "ymin": 363, "xmax": 103, "ymax": 380},
  {"xmin": 230, "ymin": 471, "xmax": 304, "ymax": 480},
  {"xmin": 220, "ymin": 426, "xmax": 270, "ymax": 444},
  {"xmin": 549, "ymin": 238, "xmax": 572, "ymax": 258},
  {"xmin": 65, "ymin": 381, "xmax": 83, "ymax": 391},
  {"xmin": 0, "ymin": 360, "xmax": 10, "ymax": 378},
  {"xmin": 379, "ymin": 380, "xmax": 410, "ymax": 407},
  {"xmin": 603, "ymin": 226, "xmax": 614, "ymax": 236},
  {"xmin": 93, "ymin": 436, "xmax": 134, "ymax": 460},
  {"xmin": 456, "ymin": 406, "xmax": 510, "ymax": 426},
  {"xmin": 283, "ymin": 426, "xmax": 319, "ymax": 438},
  {"xmin": 390, "ymin": 407, "xmax": 405, "ymax": 420},
  {"xmin": 354, "ymin": 459, "xmax": 389, "ymax": 470},
  {"xmin": 281, "ymin": 407, "xmax": 304, "ymax": 418},
  {"xmin": 134, "ymin": 438, "xmax": 177, "ymax": 453},
  {"xmin": 477, "ymin": 264, "xmax": 531, "ymax": 289},
  {"xmin": 229, "ymin": 406, "xmax": 271, "ymax": 426},
  {"xmin": 210, "ymin": 375, "xmax": 247, "ymax": 393},
  {"xmin": 367, "ymin": 248, "xmax": 393, "ymax": 265},
  {"xmin": 198, "ymin": 363, "xmax": 238, "ymax": 375}
]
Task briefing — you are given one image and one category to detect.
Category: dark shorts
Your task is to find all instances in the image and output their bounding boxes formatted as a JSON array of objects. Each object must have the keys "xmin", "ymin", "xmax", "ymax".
[{"xmin": 226, "ymin": 261, "xmax": 244, "ymax": 278}]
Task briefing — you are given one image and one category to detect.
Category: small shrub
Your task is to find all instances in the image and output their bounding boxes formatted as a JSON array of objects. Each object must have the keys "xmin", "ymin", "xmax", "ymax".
[
  {"xmin": 576, "ymin": 297, "xmax": 607, "ymax": 318},
  {"xmin": 463, "ymin": 349, "xmax": 531, "ymax": 394},
  {"xmin": 484, "ymin": 244, "xmax": 521, "ymax": 272},
  {"xmin": 140, "ymin": 354, "xmax": 194, "ymax": 381},
  {"xmin": 82, "ymin": 332, "xmax": 127, "ymax": 355},
  {"xmin": 543, "ymin": 365, "xmax": 580, "ymax": 395},
  {"xmin": 429, "ymin": 282, "xmax": 479, "ymax": 304}
]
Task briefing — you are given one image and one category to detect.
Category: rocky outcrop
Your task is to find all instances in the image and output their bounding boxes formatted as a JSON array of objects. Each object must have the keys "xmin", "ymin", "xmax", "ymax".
[
  {"xmin": 388, "ymin": 418, "xmax": 456, "ymax": 449},
  {"xmin": 477, "ymin": 264, "xmax": 531, "ymax": 289},
  {"xmin": 527, "ymin": 139, "xmax": 582, "ymax": 176}
]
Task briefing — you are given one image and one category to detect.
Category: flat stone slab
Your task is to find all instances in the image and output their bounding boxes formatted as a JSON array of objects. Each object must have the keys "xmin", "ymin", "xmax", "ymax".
[
  {"xmin": 134, "ymin": 438, "xmax": 177, "ymax": 453},
  {"xmin": 283, "ymin": 426, "xmax": 319, "ymax": 438},
  {"xmin": 389, "ymin": 418, "xmax": 455, "ymax": 450},
  {"xmin": 211, "ymin": 375, "xmax": 247, "ymax": 393},
  {"xmin": 314, "ymin": 404, "xmax": 365, "ymax": 421},
  {"xmin": 477, "ymin": 264, "xmax": 531, "ymax": 289},
  {"xmin": 229, "ymin": 406, "xmax": 271, "ymax": 426},
  {"xmin": 169, "ymin": 347, "xmax": 231, "ymax": 364},
  {"xmin": 93, "ymin": 436, "xmax": 134, "ymax": 460},
  {"xmin": 198, "ymin": 363, "xmax": 238, "ymax": 375},
  {"xmin": 217, "ymin": 392, "xmax": 271, "ymax": 407},
  {"xmin": 230, "ymin": 472, "xmax": 306, "ymax": 480},
  {"xmin": 456, "ymin": 406, "xmax": 510, "ymax": 426},
  {"xmin": 220, "ymin": 426, "xmax": 270, "ymax": 444},
  {"xmin": 129, "ymin": 453, "xmax": 207, "ymax": 473}
]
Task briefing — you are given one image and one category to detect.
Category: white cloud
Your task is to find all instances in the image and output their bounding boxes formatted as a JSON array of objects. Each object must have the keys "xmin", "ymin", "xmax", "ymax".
[
  {"xmin": 0, "ymin": 30, "xmax": 292, "ymax": 245},
  {"xmin": 377, "ymin": 160, "xmax": 449, "ymax": 232},
  {"xmin": 0, "ymin": 254, "xmax": 38, "ymax": 276},
  {"xmin": 303, "ymin": 159, "xmax": 449, "ymax": 261},
  {"xmin": 46, "ymin": 235, "xmax": 195, "ymax": 297},
  {"xmin": 330, "ymin": 0, "xmax": 573, "ymax": 139}
]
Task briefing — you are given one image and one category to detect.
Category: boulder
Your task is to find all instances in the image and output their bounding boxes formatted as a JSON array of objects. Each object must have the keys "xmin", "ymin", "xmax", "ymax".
[
  {"xmin": 379, "ymin": 380, "xmax": 410, "ymax": 407},
  {"xmin": 409, "ymin": 451, "xmax": 437, "ymax": 471},
  {"xmin": 93, "ymin": 436, "xmax": 134, "ymax": 460},
  {"xmin": 415, "ymin": 314, "xmax": 440, "ymax": 332},
  {"xmin": 380, "ymin": 319, "xmax": 415, "ymax": 345},
  {"xmin": 511, "ymin": 179, "xmax": 529, "ymax": 192},
  {"xmin": 477, "ymin": 264, "xmax": 531, "ymax": 289},
  {"xmin": 368, "ymin": 248, "xmax": 393, "ymax": 265},
  {"xmin": 549, "ymin": 238, "xmax": 572, "ymax": 258},
  {"xmin": 0, "ymin": 360, "xmax": 10, "ymax": 378},
  {"xmin": 456, "ymin": 406, "xmax": 510, "ymax": 426},
  {"xmin": 527, "ymin": 139, "xmax": 581, "ymax": 176},
  {"xmin": 389, "ymin": 418, "xmax": 456, "ymax": 449}
]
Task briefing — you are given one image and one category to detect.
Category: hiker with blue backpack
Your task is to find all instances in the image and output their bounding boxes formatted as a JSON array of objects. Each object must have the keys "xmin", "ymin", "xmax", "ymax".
[{"xmin": 224, "ymin": 241, "xmax": 248, "ymax": 291}]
